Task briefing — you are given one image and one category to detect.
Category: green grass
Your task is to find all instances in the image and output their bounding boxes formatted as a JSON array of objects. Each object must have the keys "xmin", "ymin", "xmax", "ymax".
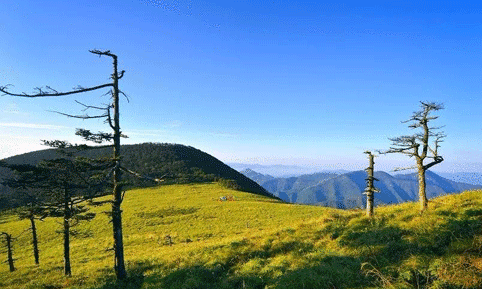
[{"xmin": 0, "ymin": 183, "xmax": 481, "ymax": 288}]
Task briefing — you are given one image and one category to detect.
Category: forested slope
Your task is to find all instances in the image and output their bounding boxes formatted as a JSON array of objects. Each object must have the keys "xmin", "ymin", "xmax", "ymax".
[{"xmin": 0, "ymin": 143, "xmax": 275, "ymax": 210}]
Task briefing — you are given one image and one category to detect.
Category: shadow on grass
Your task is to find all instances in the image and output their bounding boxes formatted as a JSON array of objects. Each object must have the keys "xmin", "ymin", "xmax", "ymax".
[
  {"xmin": 91, "ymin": 251, "xmax": 369, "ymax": 289},
  {"xmin": 272, "ymin": 255, "xmax": 369, "ymax": 289},
  {"xmin": 90, "ymin": 215, "xmax": 482, "ymax": 288},
  {"xmin": 338, "ymin": 216, "xmax": 482, "ymax": 258},
  {"xmin": 334, "ymin": 216, "xmax": 482, "ymax": 288},
  {"xmin": 95, "ymin": 261, "xmax": 155, "ymax": 289},
  {"xmin": 154, "ymin": 255, "xmax": 368, "ymax": 289}
]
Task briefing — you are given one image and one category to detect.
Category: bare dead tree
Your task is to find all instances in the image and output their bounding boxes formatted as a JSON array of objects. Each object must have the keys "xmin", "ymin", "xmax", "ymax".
[
  {"xmin": 0, "ymin": 50, "xmax": 128, "ymax": 279},
  {"xmin": 379, "ymin": 101, "xmax": 445, "ymax": 212},
  {"xmin": 363, "ymin": 151, "xmax": 379, "ymax": 217},
  {"xmin": 1, "ymin": 232, "xmax": 15, "ymax": 272}
]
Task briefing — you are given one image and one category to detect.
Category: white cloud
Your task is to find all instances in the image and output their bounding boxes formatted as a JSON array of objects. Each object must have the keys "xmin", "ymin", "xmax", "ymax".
[
  {"xmin": 0, "ymin": 122, "xmax": 68, "ymax": 130},
  {"xmin": 0, "ymin": 137, "xmax": 45, "ymax": 159}
]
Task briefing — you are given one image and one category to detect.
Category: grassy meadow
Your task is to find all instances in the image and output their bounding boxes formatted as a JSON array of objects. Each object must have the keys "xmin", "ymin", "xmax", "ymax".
[{"xmin": 0, "ymin": 182, "xmax": 481, "ymax": 288}]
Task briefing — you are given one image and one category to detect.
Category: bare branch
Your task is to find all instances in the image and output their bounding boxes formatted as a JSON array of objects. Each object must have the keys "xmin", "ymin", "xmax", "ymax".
[
  {"xmin": 75, "ymin": 100, "xmax": 108, "ymax": 111},
  {"xmin": 118, "ymin": 70, "xmax": 125, "ymax": 79},
  {"xmin": 423, "ymin": 156, "xmax": 444, "ymax": 170},
  {"xmin": 89, "ymin": 49, "xmax": 115, "ymax": 58},
  {"xmin": 106, "ymin": 105, "xmax": 115, "ymax": 130},
  {"xmin": 51, "ymin": 110, "xmax": 108, "ymax": 119},
  {"xmin": 119, "ymin": 90, "xmax": 130, "ymax": 103},
  {"xmin": 0, "ymin": 83, "xmax": 113, "ymax": 98},
  {"xmin": 392, "ymin": 165, "xmax": 418, "ymax": 172},
  {"xmin": 420, "ymin": 101, "xmax": 444, "ymax": 111}
]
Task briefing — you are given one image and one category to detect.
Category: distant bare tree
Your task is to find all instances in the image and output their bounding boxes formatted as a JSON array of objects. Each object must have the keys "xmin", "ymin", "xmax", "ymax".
[
  {"xmin": 379, "ymin": 101, "xmax": 445, "ymax": 212},
  {"xmin": 363, "ymin": 151, "xmax": 379, "ymax": 217},
  {"xmin": 0, "ymin": 50, "xmax": 128, "ymax": 279}
]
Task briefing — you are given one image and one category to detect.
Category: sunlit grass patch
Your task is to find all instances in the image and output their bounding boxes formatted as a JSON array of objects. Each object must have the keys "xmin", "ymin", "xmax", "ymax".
[{"xmin": 1, "ymin": 184, "xmax": 481, "ymax": 288}]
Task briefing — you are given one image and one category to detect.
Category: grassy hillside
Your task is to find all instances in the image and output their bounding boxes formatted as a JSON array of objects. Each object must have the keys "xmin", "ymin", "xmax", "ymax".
[{"xmin": 0, "ymin": 183, "xmax": 481, "ymax": 288}]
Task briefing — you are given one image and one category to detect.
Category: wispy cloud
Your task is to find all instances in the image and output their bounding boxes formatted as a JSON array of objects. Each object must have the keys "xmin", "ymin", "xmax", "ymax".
[
  {"xmin": 0, "ymin": 122, "xmax": 68, "ymax": 130},
  {"xmin": 210, "ymin": 132, "xmax": 238, "ymax": 138},
  {"xmin": 124, "ymin": 129, "xmax": 170, "ymax": 137},
  {"xmin": 2, "ymin": 103, "xmax": 23, "ymax": 115},
  {"xmin": 166, "ymin": 120, "xmax": 183, "ymax": 128}
]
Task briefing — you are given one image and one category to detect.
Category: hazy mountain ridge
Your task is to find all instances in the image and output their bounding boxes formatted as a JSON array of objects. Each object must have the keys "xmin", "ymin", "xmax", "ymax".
[
  {"xmin": 435, "ymin": 172, "xmax": 482, "ymax": 185},
  {"xmin": 240, "ymin": 168, "xmax": 275, "ymax": 184},
  {"xmin": 230, "ymin": 163, "xmax": 348, "ymax": 177},
  {"xmin": 242, "ymin": 169, "xmax": 481, "ymax": 208},
  {"xmin": 249, "ymin": 171, "xmax": 339, "ymax": 203}
]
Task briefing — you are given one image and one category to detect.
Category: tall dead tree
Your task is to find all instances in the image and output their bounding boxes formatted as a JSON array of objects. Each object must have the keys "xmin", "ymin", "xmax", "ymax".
[
  {"xmin": 379, "ymin": 101, "xmax": 445, "ymax": 212},
  {"xmin": 0, "ymin": 50, "xmax": 128, "ymax": 279},
  {"xmin": 363, "ymin": 151, "xmax": 379, "ymax": 217},
  {"xmin": 1, "ymin": 232, "xmax": 15, "ymax": 272}
]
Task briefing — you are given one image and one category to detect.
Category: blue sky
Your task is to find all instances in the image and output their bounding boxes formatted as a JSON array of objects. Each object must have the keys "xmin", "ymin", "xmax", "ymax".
[{"xmin": 1, "ymin": 0, "xmax": 481, "ymax": 172}]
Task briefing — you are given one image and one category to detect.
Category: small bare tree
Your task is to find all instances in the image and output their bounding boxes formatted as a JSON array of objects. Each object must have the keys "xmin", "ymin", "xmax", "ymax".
[{"xmin": 380, "ymin": 101, "xmax": 445, "ymax": 212}]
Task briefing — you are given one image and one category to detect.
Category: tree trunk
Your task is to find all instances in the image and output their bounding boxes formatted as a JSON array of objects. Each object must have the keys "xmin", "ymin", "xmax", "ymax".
[
  {"xmin": 111, "ymin": 54, "xmax": 127, "ymax": 280},
  {"xmin": 366, "ymin": 156, "xmax": 374, "ymax": 218},
  {"xmin": 3, "ymin": 233, "xmax": 15, "ymax": 272},
  {"xmin": 29, "ymin": 216, "xmax": 40, "ymax": 265},
  {"xmin": 366, "ymin": 192, "xmax": 374, "ymax": 217},
  {"xmin": 364, "ymin": 151, "xmax": 378, "ymax": 217},
  {"xmin": 63, "ymin": 216, "xmax": 71, "ymax": 276},
  {"xmin": 112, "ymin": 201, "xmax": 125, "ymax": 279},
  {"xmin": 417, "ymin": 164, "xmax": 428, "ymax": 212},
  {"xmin": 63, "ymin": 192, "xmax": 71, "ymax": 276}
]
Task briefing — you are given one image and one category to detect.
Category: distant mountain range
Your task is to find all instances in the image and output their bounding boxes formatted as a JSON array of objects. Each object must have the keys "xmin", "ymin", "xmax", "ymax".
[
  {"xmin": 228, "ymin": 163, "xmax": 348, "ymax": 177},
  {"xmin": 241, "ymin": 169, "xmax": 481, "ymax": 208},
  {"xmin": 3, "ymin": 146, "xmax": 480, "ymax": 211}
]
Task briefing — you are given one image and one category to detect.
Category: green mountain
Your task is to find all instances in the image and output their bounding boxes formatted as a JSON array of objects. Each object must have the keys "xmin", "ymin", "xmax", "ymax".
[
  {"xmin": 297, "ymin": 170, "xmax": 480, "ymax": 208},
  {"xmin": 243, "ymin": 169, "xmax": 480, "ymax": 208},
  {"xmin": 254, "ymin": 172, "xmax": 339, "ymax": 203},
  {"xmin": 0, "ymin": 143, "xmax": 276, "ymax": 210}
]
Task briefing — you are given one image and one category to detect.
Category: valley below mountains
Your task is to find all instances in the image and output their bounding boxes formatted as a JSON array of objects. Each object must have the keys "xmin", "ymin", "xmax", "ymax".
[{"xmin": 241, "ymin": 168, "xmax": 481, "ymax": 208}]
